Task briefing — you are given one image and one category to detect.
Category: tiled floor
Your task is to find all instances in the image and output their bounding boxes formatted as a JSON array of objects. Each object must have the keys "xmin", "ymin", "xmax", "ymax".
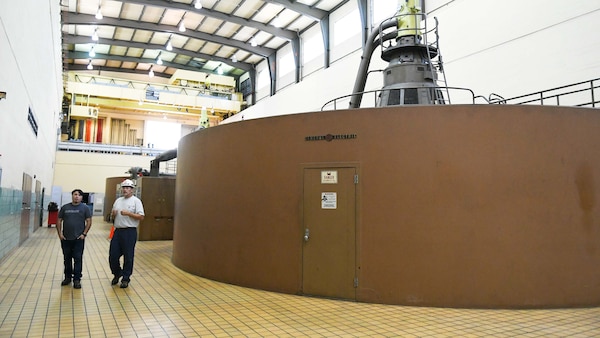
[{"xmin": 0, "ymin": 217, "xmax": 599, "ymax": 337}]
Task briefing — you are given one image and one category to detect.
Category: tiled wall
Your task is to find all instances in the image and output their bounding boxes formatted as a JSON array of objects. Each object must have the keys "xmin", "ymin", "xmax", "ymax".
[
  {"xmin": 0, "ymin": 187, "xmax": 23, "ymax": 261},
  {"xmin": 0, "ymin": 188, "xmax": 50, "ymax": 262}
]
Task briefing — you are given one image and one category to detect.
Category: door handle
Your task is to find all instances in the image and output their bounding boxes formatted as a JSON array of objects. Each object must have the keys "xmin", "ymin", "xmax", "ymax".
[{"xmin": 304, "ymin": 228, "xmax": 310, "ymax": 242}]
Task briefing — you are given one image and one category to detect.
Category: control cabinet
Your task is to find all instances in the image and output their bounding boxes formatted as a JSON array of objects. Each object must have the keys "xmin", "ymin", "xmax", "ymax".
[{"xmin": 136, "ymin": 176, "xmax": 176, "ymax": 241}]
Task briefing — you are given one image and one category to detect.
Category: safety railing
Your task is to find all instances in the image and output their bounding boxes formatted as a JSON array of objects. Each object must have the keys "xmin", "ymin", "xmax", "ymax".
[
  {"xmin": 58, "ymin": 141, "xmax": 169, "ymax": 157},
  {"xmin": 495, "ymin": 78, "xmax": 600, "ymax": 107},
  {"xmin": 322, "ymin": 78, "xmax": 600, "ymax": 111},
  {"xmin": 321, "ymin": 86, "xmax": 478, "ymax": 111}
]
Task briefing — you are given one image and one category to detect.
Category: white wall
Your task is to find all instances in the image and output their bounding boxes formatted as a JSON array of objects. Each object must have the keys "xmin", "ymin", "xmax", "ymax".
[
  {"xmin": 53, "ymin": 152, "xmax": 158, "ymax": 194},
  {"xmin": 224, "ymin": 0, "xmax": 600, "ymax": 123},
  {"xmin": 431, "ymin": 0, "xmax": 600, "ymax": 99},
  {"xmin": 0, "ymin": 0, "xmax": 63, "ymax": 261},
  {"xmin": 0, "ymin": 0, "xmax": 63, "ymax": 189}
]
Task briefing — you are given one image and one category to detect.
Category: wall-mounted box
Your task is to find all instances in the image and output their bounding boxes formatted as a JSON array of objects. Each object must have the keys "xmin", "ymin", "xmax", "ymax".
[{"xmin": 70, "ymin": 105, "xmax": 99, "ymax": 119}]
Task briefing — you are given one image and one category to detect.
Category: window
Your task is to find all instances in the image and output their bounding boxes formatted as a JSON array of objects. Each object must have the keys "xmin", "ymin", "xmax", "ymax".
[
  {"xmin": 279, "ymin": 51, "xmax": 295, "ymax": 77},
  {"xmin": 303, "ymin": 34, "xmax": 324, "ymax": 63},
  {"xmin": 240, "ymin": 78, "xmax": 252, "ymax": 96},
  {"xmin": 333, "ymin": 8, "xmax": 360, "ymax": 46},
  {"xmin": 256, "ymin": 69, "xmax": 270, "ymax": 90},
  {"xmin": 144, "ymin": 120, "xmax": 181, "ymax": 150},
  {"xmin": 373, "ymin": 0, "xmax": 400, "ymax": 27}
]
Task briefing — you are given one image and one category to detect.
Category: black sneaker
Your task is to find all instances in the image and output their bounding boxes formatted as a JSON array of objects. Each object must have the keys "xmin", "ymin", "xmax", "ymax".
[
  {"xmin": 73, "ymin": 280, "xmax": 81, "ymax": 289},
  {"xmin": 120, "ymin": 280, "xmax": 129, "ymax": 288},
  {"xmin": 111, "ymin": 275, "xmax": 121, "ymax": 285},
  {"xmin": 61, "ymin": 278, "xmax": 71, "ymax": 286}
]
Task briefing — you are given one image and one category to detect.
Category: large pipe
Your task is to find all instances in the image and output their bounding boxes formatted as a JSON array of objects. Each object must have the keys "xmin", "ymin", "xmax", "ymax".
[
  {"xmin": 150, "ymin": 148, "xmax": 177, "ymax": 176},
  {"xmin": 349, "ymin": 19, "xmax": 397, "ymax": 108}
]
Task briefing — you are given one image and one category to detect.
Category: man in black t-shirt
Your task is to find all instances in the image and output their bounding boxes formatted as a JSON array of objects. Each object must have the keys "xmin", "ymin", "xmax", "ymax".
[{"xmin": 57, "ymin": 189, "xmax": 92, "ymax": 289}]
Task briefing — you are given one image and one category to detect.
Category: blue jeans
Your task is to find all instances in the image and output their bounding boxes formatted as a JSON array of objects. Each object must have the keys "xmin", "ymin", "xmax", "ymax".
[
  {"xmin": 109, "ymin": 227, "xmax": 137, "ymax": 281},
  {"xmin": 61, "ymin": 239, "xmax": 85, "ymax": 280}
]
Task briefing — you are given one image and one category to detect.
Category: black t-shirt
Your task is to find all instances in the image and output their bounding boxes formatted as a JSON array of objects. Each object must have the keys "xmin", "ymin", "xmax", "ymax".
[{"xmin": 58, "ymin": 203, "xmax": 91, "ymax": 240}]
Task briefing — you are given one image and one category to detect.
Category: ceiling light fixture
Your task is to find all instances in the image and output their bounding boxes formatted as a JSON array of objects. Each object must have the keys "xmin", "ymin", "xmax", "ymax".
[
  {"xmin": 92, "ymin": 29, "xmax": 99, "ymax": 41},
  {"xmin": 231, "ymin": 55, "xmax": 237, "ymax": 63},
  {"xmin": 250, "ymin": 37, "xmax": 257, "ymax": 47},
  {"xmin": 165, "ymin": 37, "xmax": 173, "ymax": 51},
  {"xmin": 95, "ymin": 7, "xmax": 103, "ymax": 20},
  {"xmin": 178, "ymin": 20, "xmax": 186, "ymax": 32},
  {"xmin": 87, "ymin": 60, "xmax": 93, "ymax": 70},
  {"xmin": 156, "ymin": 52, "xmax": 163, "ymax": 65},
  {"xmin": 194, "ymin": 0, "xmax": 202, "ymax": 9},
  {"xmin": 149, "ymin": 66, "xmax": 154, "ymax": 77},
  {"xmin": 89, "ymin": 46, "xmax": 96, "ymax": 57},
  {"xmin": 217, "ymin": 64, "xmax": 223, "ymax": 75}
]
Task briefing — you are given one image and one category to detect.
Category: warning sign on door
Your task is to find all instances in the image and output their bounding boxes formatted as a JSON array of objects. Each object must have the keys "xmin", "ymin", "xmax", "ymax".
[
  {"xmin": 321, "ymin": 171, "xmax": 338, "ymax": 184},
  {"xmin": 321, "ymin": 192, "xmax": 337, "ymax": 209}
]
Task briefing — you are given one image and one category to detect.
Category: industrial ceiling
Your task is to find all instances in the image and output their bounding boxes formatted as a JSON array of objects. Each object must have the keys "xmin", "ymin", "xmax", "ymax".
[{"xmin": 61, "ymin": 0, "xmax": 350, "ymax": 79}]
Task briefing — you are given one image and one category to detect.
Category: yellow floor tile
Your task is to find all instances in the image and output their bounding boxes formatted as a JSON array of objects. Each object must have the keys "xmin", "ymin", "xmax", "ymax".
[{"xmin": 1, "ymin": 216, "xmax": 599, "ymax": 337}]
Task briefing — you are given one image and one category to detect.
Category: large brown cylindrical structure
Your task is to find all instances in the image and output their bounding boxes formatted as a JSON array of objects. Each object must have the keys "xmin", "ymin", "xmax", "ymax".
[{"xmin": 172, "ymin": 104, "xmax": 600, "ymax": 308}]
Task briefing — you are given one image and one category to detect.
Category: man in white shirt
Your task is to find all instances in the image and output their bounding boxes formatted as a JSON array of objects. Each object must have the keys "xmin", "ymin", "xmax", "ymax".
[{"xmin": 109, "ymin": 179, "xmax": 145, "ymax": 288}]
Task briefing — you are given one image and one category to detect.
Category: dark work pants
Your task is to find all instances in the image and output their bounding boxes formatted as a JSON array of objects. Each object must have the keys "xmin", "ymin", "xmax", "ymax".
[
  {"xmin": 61, "ymin": 239, "xmax": 85, "ymax": 280},
  {"xmin": 109, "ymin": 227, "xmax": 137, "ymax": 281}
]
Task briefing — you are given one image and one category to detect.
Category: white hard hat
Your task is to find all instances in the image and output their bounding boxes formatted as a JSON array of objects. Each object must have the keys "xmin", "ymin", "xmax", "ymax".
[{"xmin": 121, "ymin": 179, "xmax": 135, "ymax": 188}]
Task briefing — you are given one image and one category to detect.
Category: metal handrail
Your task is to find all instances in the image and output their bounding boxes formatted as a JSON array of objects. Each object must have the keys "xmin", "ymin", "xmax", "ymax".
[
  {"xmin": 500, "ymin": 78, "xmax": 600, "ymax": 107},
  {"xmin": 57, "ymin": 141, "xmax": 169, "ymax": 156},
  {"xmin": 322, "ymin": 86, "xmax": 477, "ymax": 111},
  {"xmin": 322, "ymin": 78, "xmax": 600, "ymax": 111}
]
